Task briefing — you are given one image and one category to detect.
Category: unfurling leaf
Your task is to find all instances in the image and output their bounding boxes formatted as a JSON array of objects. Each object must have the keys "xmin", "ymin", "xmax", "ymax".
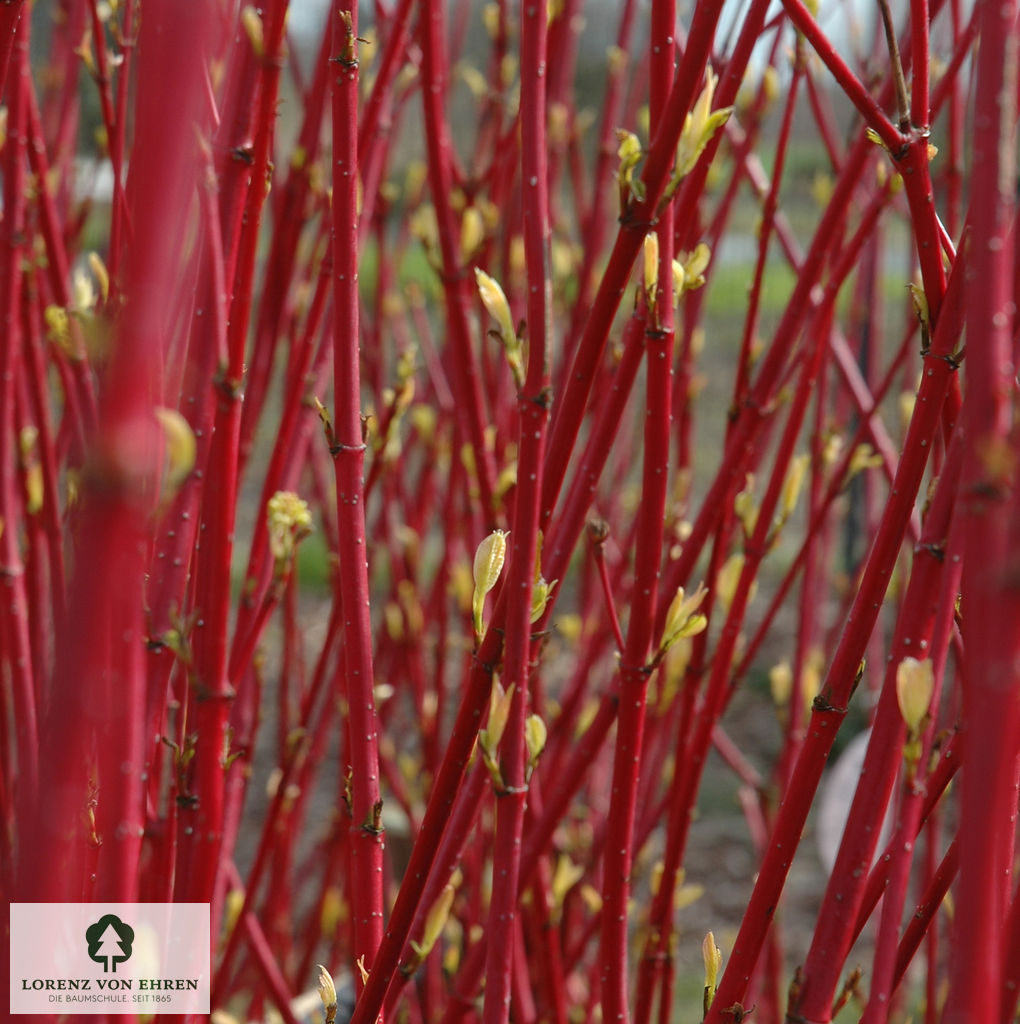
[
  {"xmin": 847, "ymin": 443, "xmax": 884, "ymax": 482},
  {"xmin": 485, "ymin": 680, "xmax": 515, "ymax": 750},
  {"xmin": 659, "ymin": 581, "xmax": 709, "ymax": 652},
  {"xmin": 478, "ymin": 680, "xmax": 516, "ymax": 785},
  {"xmin": 530, "ymin": 576, "xmax": 557, "ymax": 623},
  {"xmin": 669, "ymin": 69, "xmax": 733, "ymax": 192},
  {"xmin": 672, "ymin": 243, "xmax": 712, "ymax": 303}
]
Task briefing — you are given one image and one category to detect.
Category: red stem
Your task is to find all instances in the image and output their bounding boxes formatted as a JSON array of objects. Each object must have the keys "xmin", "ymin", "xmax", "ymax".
[
  {"xmin": 482, "ymin": 0, "xmax": 553, "ymax": 1018},
  {"xmin": 0, "ymin": 1, "xmax": 23, "ymax": 101},
  {"xmin": 238, "ymin": 22, "xmax": 333, "ymax": 469},
  {"xmin": 943, "ymin": 1, "xmax": 1020, "ymax": 1015},
  {"xmin": 177, "ymin": 0, "xmax": 289, "ymax": 908},
  {"xmin": 705, "ymin": 240, "xmax": 967, "ymax": 1024},
  {"xmin": 20, "ymin": 0, "xmax": 214, "ymax": 907},
  {"xmin": 479, "ymin": 34, "xmax": 547, "ymax": 1024},
  {"xmin": 598, "ymin": 6, "xmax": 676, "ymax": 1010},
  {"xmin": 780, "ymin": 0, "xmax": 901, "ymax": 148},
  {"xmin": 860, "ymin": 495, "xmax": 963, "ymax": 1023},
  {"xmin": 910, "ymin": 0, "xmax": 930, "ymax": 128},
  {"xmin": 541, "ymin": 0, "xmax": 728, "ymax": 528},
  {"xmin": 0, "ymin": 18, "xmax": 38, "ymax": 814},
  {"xmin": 418, "ymin": 0, "xmax": 499, "ymax": 522},
  {"xmin": 330, "ymin": 0, "xmax": 386, "ymax": 990},
  {"xmin": 893, "ymin": 838, "xmax": 959, "ymax": 995},
  {"xmin": 86, "ymin": 0, "xmax": 131, "ymax": 283}
]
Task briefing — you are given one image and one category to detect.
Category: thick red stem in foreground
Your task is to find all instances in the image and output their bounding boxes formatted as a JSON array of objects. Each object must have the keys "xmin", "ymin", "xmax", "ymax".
[{"xmin": 331, "ymin": 0, "xmax": 385, "ymax": 990}]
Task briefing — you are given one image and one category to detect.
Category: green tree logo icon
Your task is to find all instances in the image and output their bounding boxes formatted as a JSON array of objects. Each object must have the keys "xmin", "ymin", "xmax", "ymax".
[{"xmin": 85, "ymin": 914, "xmax": 135, "ymax": 973}]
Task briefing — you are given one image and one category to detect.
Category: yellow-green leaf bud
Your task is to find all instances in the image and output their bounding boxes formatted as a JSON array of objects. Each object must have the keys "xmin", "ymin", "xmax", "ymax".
[
  {"xmin": 778, "ymin": 453, "xmax": 810, "ymax": 523},
  {"xmin": 717, "ymin": 553, "xmax": 756, "ymax": 613},
  {"xmin": 896, "ymin": 656, "xmax": 934, "ymax": 737},
  {"xmin": 525, "ymin": 713, "xmax": 547, "ymax": 772},
  {"xmin": 155, "ymin": 407, "xmax": 196, "ymax": 495},
  {"xmin": 769, "ymin": 659, "xmax": 793, "ymax": 709},
  {"xmin": 865, "ymin": 126, "xmax": 890, "ymax": 152},
  {"xmin": 671, "ymin": 259, "xmax": 686, "ymax": 305},
  {"xmin": 679, "ymin": 242, "xmax": 711, "ymax": 291},
  {"xmin": 479, "ymin": 680, "xmax": 516, "ymax": 782},
  {"xmin": 733, "ymin": 474, "xmax": 758, "ymax": 537},
  {"xmin": 88, "ymin": 252, "xmax": 110, "ymax": 304},
  {"xmin": 459, "ymin": 207, "xmax": 484, "ymax": 263},
  {"xmin": 675, "ymin": 881, "xmax": 705, "ymax": 911},
  {"xmin": 44, "ymin": 305, "xmax": 71, "ymax": 353},
  {"xmin": 415, "ymin": 881, "xmax": 456, "ymax": 958},
  {"xmin": 316, "ymin": 965, "xmax": 337, "ymax": 1020},
  {"xmin": 267, "ymin": 490, "xmax": 313, "ymax": 572},
  {"xmin": 643, "ymin": 232, "xmax": 659, "ymax": 313},
  {"xmin": 72, "ymin": 268, "xmax": 96, "ymax": 312},
  {"xmin": 472, "ymin": 530, "xmax": 508, "ymax": 636},
  {"xmin": 616, "ymin": 130, "xmax": 644, "ymax": 206},
  {"xmin": 908, "ymin": 281, "xmax": 930, "ymax": 331},
  {"xmin": 607, "ymin": 44, "xmax": 628, "ymax": 77},
  {"xmin": 531, "ymin": 577, "xmax": 557, "ymax": 623},
  {"xmin": 551, "ymin": 854, "xmax": 585, "ymax": 909},
  {"xmin": 474, "ymin": 268, "xmax": 523, "ymax": 385},
  {"xmin": 459, "ymin": 64, "xmax": 489, "ymax": 101},
  {"xmin": 240, "ymin": 5, "xmax": 265, "ymax": 58},
  {"xmin": 703, "ymin": 931, "xmax": 723, "ymax": 1012},
  {"xmin": 482, "ymin": 2, "xmax": 500, "ymax": 40}
]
